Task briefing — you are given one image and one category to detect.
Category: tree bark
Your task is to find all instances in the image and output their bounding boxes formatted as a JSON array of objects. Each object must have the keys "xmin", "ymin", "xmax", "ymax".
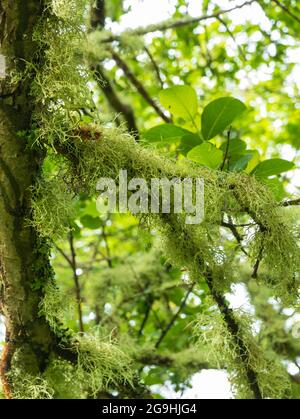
[{"xmin": 0, "ymin": 0, "xmax": 57, "ymax": 398}]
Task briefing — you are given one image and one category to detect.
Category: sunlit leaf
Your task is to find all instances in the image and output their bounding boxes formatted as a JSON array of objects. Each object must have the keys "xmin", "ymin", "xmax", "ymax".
[
  {"xmin": 187, "ymin": 143, "xmax": 223, "ymax": 169},
  {"xmin": 229, "ymin": 154, "xmax": 253, "ymax": 172},
  {"xmin": 144, "ymin": 124, "xmax": 192, "ymax": 142},
  {"xmin": 251, "ymin": 158, "xmax": 295, "ymax": 178},
  {"xmin": 201, "ymin": 97, "xmax": 246, "ymax": 141},
  {"xmin": 159, "ymin": 85, "xmax": 198, "ymax": 121},
  {"xmin": 178, "ymin": 133, "xmax": 203, "ymax": 155}
]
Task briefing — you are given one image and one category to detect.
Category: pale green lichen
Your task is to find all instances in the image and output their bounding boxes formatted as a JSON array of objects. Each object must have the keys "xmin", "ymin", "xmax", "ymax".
[
  {"xmin": 194, "ymin": 300, "xmax": 291, "ymax": 399},
  {"xmin": 87, "ymin": 248, "xmax": 173, "ymax": 306},
  {"xmin": 29, "ymin": 0, "xmax": 96, "ymax": 147},
  {"xmin": 74, "ymin": 332, "xmax": 134, "ymax": 397},
  {"xmin": 8, "ymin": 372, "xmax": 54, "ymax": 399},
  {"xmin": 29, "ymin": 177, "xmax": 76, "ymax": 239},
  {"xmin": 16, "ymin": 0, "xmax": 299, "ymax": 401},
  {"xmin": 39, "ymin": 283, "xmax": 75, "ymax": 334}
]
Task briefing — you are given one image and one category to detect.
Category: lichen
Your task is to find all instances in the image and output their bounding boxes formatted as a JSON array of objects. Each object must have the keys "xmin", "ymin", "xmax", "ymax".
[
  {"xmin": 29, "ymin": 177, "xmax": 76, "ymax": 240},
  {"xmin": 193, "ymin": 300, "xmax": 291, "ymax": 399},
  {"xmin": 12, "ymin": 0, "xmax": 298, "ymax": 400},
  {"xmin": 8, "ymin": 372, "xmax": 54, "ymax": 399},
  {"xmin": 73, "ymin": 331, "xmax": 134, "ymax": 397}
]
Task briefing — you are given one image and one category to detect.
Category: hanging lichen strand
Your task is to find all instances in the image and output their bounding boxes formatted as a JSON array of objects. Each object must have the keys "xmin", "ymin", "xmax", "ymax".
[
  {"xmin": 0, "ymin": 0, "xmax": 135, "ymax": 400},
  {"xmin": 24, "ymin": 0, "xmax": 299, "ymax": 399}
]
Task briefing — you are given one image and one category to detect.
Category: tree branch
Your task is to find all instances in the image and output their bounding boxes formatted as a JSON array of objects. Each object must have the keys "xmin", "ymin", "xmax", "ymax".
[
  {"xmin": 205, "ymin": 269, "xmax": 262, "ymax": 399},
  {"xmin": 102, "ymin": 1, "xmax": 256, "ymax": 42},
  {"xmin": 269, "ymin": 0, "xmax": 300, "ymax": 25},
  {"xmin": 110, "ymin": 49, "xmax": 172, "ymax": 123},
  {"xmin": 155, "ymin": 284, "xmax": 194, "ymax": 349},
  {"xmin": 95, "ymin": 65, "xmax": 139, "ymax": 139},
  {"xmin": 138, "ymin": 296, "xmax": 153, "ymax": 338},
  {"xmin": 90, "ymin": 0, "xmax": 106, "ymax": 30},
  {"xmin": 136, "ymin": 350, "xmax": 211, "ymax": 371},
  {"xmin": 220, "ymin": 126, "xmax": 232, "ymax": 171},
  {"xmin": 282, "ymin": 198, "xmax": 300, "ymax": 207},
  {"xmin": 144, "ymin": 46, "xmax": 164, "ymax": 89},
  {"xmin": 217, "ymin": 16, "xmax": 246, "ymax": 60},
  {"xmin": 221, "ymin": 218, "xmax": 248, "ymax": 256},
  {"xmin": 68, "ymin": 231, "xmax": 85, "ymax": 334}
]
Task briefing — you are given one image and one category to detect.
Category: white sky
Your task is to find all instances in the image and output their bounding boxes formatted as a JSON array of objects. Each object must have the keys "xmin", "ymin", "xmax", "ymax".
[
  {"xmin": 115, "ymin": 0, "xmax": 269, "ymax": 30},
  {"xmin": 112, "ymin": 0, "xmax": 299, "ymax": 399}
]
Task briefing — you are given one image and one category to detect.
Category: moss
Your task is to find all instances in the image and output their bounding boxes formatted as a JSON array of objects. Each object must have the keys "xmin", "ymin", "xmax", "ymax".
[{"xmin": 44, "ymin": 358, "xmax": 84, "ymax": 399}]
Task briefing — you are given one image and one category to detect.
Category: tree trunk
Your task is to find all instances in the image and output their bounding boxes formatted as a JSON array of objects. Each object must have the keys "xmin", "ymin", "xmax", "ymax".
[{"xmin": 0, "ymin": 0, "xmax": 56, "ymax": 398}]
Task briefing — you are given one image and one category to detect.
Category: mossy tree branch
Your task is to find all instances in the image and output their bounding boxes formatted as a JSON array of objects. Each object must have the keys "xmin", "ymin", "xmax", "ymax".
[{"xmin": 54, "ymin": 125, "xmax": 298, "ymax": 398}]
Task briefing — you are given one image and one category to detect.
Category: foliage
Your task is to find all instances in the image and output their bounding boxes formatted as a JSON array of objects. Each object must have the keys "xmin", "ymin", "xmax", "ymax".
[{"xmin": 1, "ymin": 0, "xmax": 300, "ymax": 400}]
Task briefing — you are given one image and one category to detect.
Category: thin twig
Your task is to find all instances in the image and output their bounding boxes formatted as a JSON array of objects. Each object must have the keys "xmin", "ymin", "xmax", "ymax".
[
  {"xmin": 110, "ymin": 49, "xmax": 172, "ymax": 123},
  {"xmin": 270, "ymin": 0, "xmax": 300, "ymax": 25},
  {"xmin": 144, "ymin": 46, "xmax": 164, "ymax": 89},
  {"xmin": 102, "ymin": 1, "xmax": 256, "ymax": 42},
  {"xmin": 220, "ymin": 126, "xmax": 232, "ymax": 171},
  {"xmin": 217, "ymin": 16, "xmax": 246, "ymax": 60},
  {"xmin": 102, "ymin": 222, "xmax": 113, "ymax": 268},
  {"xmin": 68, "ymin": 231, "xmax": 85, "ymax": 334},
  {"xmin": 155, "ymin": 284, "xmax": 194, "ymax": 349},
  {"xmin": 205, "ymin": 269, "xmax": 262, "ymax": 399},
  {"xmin": 251, "ymin": 243, "xmax": 264, "ymax": 279},
  {"xmin": 54, "ymin": 243, "xmax": 73, "ymax": 267},
  {"xmin": 90, "ymin": 0, "xmax": 106, "ymax": 29},
  {"xmin": 138, "ymin": 297, "xmax": 153, "ymax": 338},
  {"xmin": 221, "ymin": 216, "xmax": 248, "ymax": 256},
  {"xmin": 94, "ymin": 65, "xmax": 139, "ymax": 139}
]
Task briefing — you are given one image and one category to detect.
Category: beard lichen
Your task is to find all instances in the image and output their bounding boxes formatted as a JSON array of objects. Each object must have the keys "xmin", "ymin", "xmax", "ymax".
[
  {"xmin": 29, "ymin": 177, "xmax": 76, "ymax": 240},
  {"xmin": 193, "ymin": 300, "xmax": 291, "ymax": 399},
  {"xmin": 7, "ymin": 372, "xmax": 54, "ymax": 400},
  {"xmin": 29, "ymin": 0, "xmax": 96, "ymax": 148},
  {"xmin": 73, "ymin": 332, "xmax": 134, "ymax": 398},
  {"xmin": 6, "ymin": 330, "xmax": 134, "ymax": 399},
  {"xmin": 14, "ymin": 0, "xmax": 299, "ymax": 400}
]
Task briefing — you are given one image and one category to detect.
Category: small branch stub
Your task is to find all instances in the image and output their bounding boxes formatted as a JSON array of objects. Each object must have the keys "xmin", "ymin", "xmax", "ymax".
[{"xmin": 0, "ymin": 55, "xmax": 6, "ymax": 79}]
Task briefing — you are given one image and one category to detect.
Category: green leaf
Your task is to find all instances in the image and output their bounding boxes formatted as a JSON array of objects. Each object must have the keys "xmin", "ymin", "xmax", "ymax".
[
  {"xmin": 251, "ymin": 158, "xmax": 295, "ymax": 178},
  {"xmin": 220, "ymin": 138, "xmax": 247, "ymax": 156},
  {"xmin": 229, "ymin": 154, "xmax": 253, "ymax": 172},
  {"xmin": 244, "ymin": 150, "xmax": 260, "ymax": 173},
  {"xmin": 144, "ymin": 124, "xmax": 192, "ymax": 143},
  {"xmin": 201, "ymin": 97, "xmax": 246, "ymax": 141},
  {"xmin": 84, "ymin": 200, "xmax": 101, "ymax": 217},
  {"xmin": 159, "ymin": 85, "xmax": 198, "ymax": 121},
  {"xmin": 178, "ymin": 133, "xmax": 203, "ymax": 155},
  {"xmin": 80, "ymin": 215, "xmax": 102, "ymax": 229},
  {"xmin": 71, "ymin": 221, "xmax": 81, "ymax": 238},
  {"xmin": 263, "ymin": 178, "xmax": 286, "ymax": 201},
  {"xmin": 187, "ymin": 143, "xmax": 223, "ymax": 169},
  {"xmin": 107, "ymin": 0, "xmax": 124, "ymax": 21}
]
